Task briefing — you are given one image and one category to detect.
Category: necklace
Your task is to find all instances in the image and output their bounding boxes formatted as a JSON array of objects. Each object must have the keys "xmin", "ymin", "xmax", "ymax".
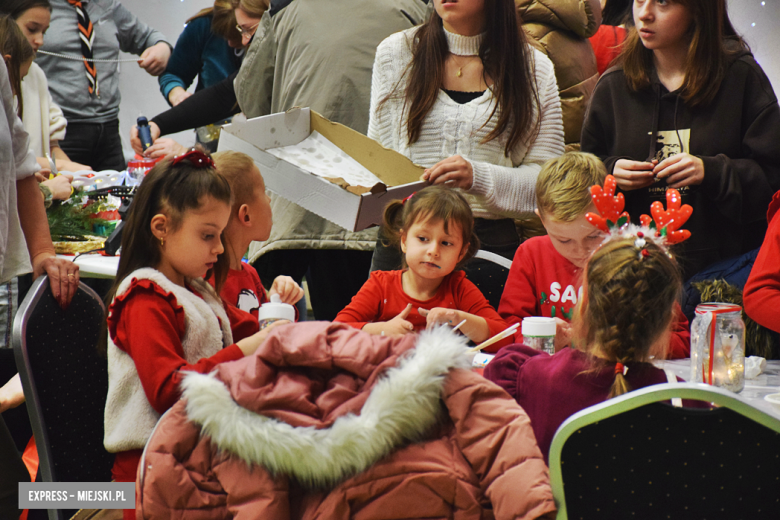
[{"xmin": 442, "ymin": 27, "xmax": 484, "ymax": 78}]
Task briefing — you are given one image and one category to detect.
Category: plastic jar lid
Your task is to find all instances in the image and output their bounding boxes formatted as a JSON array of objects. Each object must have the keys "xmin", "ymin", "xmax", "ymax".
[
  {"xmin": 257, "ymin": 294, "xmax": 296, "ymax": 322},
  {"xmin": 127, "ymin": 158, "xmax": 157, "ymax": 169},
  {"xmin": 522, "ymin": 316, "xmax": 556, "ymax": 337},
  {"xmin": 694, "ymin": 302, "xmax": 742, "ymax": 315}
]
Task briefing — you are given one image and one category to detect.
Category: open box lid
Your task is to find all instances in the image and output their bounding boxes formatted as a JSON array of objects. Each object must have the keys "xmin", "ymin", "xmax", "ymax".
[{"xmin": 218, "ymin": 108, "xmax": 426, "ymax": 231}]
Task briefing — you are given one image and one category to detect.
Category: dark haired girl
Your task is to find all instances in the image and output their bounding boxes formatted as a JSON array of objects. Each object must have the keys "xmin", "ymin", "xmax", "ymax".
[{"xmin": 582, "ymin": 0, "xmax": 780, "ymax": 280}]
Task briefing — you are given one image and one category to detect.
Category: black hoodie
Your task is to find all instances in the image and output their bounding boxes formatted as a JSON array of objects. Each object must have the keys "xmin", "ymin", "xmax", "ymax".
[{"xmin": 581, "ymin": 49, "xmax": 780, "ymax": 280}]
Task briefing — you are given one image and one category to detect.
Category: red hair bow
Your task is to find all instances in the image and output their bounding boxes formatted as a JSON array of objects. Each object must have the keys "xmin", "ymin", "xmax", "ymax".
[{"xmin": 171, "ymin": 149, "xmax": 215, "ymax": 169}]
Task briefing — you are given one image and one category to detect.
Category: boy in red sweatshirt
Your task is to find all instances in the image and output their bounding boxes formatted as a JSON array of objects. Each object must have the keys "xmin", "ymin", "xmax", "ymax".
[{"xmin": 498, "ymin": 152, "xmax": 691, "ymax": 358}]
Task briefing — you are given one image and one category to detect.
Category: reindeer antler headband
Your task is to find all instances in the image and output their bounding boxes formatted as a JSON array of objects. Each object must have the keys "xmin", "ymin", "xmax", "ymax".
[{"xmin": 585, "ymin": 175, "xmax": 693, "ymax": 258}]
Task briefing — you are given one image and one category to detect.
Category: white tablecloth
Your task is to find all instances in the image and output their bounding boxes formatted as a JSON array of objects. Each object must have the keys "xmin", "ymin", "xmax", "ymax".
[{"xmin": 659, "ymin": 358, "xmax": 780, "ymax": 419}]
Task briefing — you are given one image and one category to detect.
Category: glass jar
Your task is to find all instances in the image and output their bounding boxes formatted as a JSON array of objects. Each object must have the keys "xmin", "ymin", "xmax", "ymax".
[
  {"xmin": 690, "ymin": 303, "xmax": 745, "ymax": 393},
  {"xmin": 522, "ymin": 317, "xmax": 556, "ymax": 355},
  {"xmin": 126, "ymin": 158, "xmax": 157, "ymax": 185}
]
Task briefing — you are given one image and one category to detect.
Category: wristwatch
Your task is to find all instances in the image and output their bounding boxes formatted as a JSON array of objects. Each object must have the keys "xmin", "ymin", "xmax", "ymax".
[{"xmin": 39, "ymin": 184, "xmax": 53, "ymax": 209}]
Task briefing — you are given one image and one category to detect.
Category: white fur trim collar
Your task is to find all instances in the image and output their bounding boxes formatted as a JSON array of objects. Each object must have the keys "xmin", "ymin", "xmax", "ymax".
[{"xmin": 181, "ymin": 326, "xmax": 472, "ymax": 487}]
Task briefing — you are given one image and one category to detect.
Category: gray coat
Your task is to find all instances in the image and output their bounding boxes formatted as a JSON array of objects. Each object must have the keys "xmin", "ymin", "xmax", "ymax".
[{"xmin": 235, "ymin": 0, "xmax": 429, "ymax": 260}]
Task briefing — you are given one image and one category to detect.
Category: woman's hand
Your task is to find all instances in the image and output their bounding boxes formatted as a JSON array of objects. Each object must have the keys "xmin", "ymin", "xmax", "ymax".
[
  {"xmin": 42, "ymin": 173, "xmax": 74, "ymax": 201},
  {"xmin": 168, "ymin": 86, "xmax": 192, "ymax": 107},
  {"xmin": 142, "ymin": 137, "xmax": 188, "ymax": 159},
  {"xmin": 31, "ymin": 253, "xmax": 80, "ymax": 309},
  {"xmin": 613, "ymin": 159, "xmax": 657, "ymax": 190},
  {"xmin": 130, "ymin": 121, "xmax": 161, "ymax": 155},
  {"xmin": 236, "ymin": 319, "xmax": 289, "ymax": 356},
  {"xmin": 361, "ymin": 303, "xmax": 414, "ymax": 336},
  {"xmin": 421, "ymin": 155, "xmax": 474, "ymax": 190},
  {"xmin": 653, "ymin": 153, "xmax": 704, "ymax": 189},
  {"xmin": 269, "ymin": 276, "xmax": 304, "ymax": 305},
  {"xmin": 553, "ymin": 317, "xmax": 572, "ymax": 353},
  {"xmin": 138, "ymin": 42, "xmax": 171, "ymax": 76}
]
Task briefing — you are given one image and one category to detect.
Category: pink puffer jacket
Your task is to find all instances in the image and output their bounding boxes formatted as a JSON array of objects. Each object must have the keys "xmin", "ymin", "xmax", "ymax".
[{"xmin": 137, "ymin": 322, "xmax": 555, "ymax": 520}]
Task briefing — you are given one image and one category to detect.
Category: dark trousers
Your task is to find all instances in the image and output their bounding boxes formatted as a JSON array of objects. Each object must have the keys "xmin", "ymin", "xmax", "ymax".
[
  {"xmin": 59, "ymin": 120, "xmax": 126, "ymax": 171},
  {"xmin": 253, "ymin": 249, "xmax": 373, "ymax": 321}
]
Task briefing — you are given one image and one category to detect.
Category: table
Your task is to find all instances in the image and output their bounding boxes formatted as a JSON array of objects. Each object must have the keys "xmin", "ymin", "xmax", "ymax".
[
  {"xmin": 57, "ymin": 254, "xmax": 119, "ymax": 279},
  {"xmin": 658, "ymin": 358, "xmax": 780, "ymax": 419}
]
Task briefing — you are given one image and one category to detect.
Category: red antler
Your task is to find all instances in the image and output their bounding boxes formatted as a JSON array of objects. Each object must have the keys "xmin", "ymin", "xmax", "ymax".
[
  {"xmin": 585, "ymin": 175, "xmax": 630, "ymax": 232},
  {"xmin": 640, "ymin": 189, "xmax": 693, "ymax": 244}
]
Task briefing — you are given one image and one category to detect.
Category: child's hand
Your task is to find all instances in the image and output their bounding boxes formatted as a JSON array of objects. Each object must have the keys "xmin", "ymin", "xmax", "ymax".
[
  {"xmin": 554, "ymin": 317, "xmax": 573, "ymax": 352},
  {"xmin": 420, "ymin": 307, "xmax": 462, "ymax": 329},
  {"xmin": 362, "ymin": 303, "xmax": 414, "ymax": 336},
  {"xmin": 236, "ymin": 319, "xmax": 290, "ymax": 356},
  {"xmin": 269, "ymin": 276, "xmax": 304, "ymax": 305},
  {"xmin": 612, "ymin": 159, "xmax": 656, "ymax": 191}
]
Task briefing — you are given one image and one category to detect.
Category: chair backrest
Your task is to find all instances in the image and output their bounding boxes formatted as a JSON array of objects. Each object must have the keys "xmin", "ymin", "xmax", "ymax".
[
  {"xmin": 549, "ymin": 382, "xmax": 780, "ymax": 520},
  {"xmin": 465, "ymin": 250, "xmax": 512, "ymax": 310},
  {"xmin": 12, "ymin": 276, "xmax": 113, "ymax": 490}
]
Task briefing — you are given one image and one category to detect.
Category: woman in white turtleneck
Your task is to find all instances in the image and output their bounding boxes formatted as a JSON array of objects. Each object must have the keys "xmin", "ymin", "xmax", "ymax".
[{"xmin": 367, "ymin": 0, "xmax": 564, "ymax": 271}]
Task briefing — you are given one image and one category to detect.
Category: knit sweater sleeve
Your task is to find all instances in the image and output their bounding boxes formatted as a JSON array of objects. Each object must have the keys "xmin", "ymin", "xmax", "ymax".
[
  {"xmin": 497, "ymin": 240, "xmax": 539, "ymax": 332},
  {"xmin": 467, "ymin": 50, "xmax": 565, "ymax": 215},
  {"xmin": 158, "ymin": 17, "xmax": 209, "ymax": 102},
  {"xmin": 454, "ymin": 275, "xmax": 510, "ymax": 352},
  {"xmin": 333, "ymin": 271, "xmax": 385, "ymax": 330},
  {"xmin": 367, "ymin": 32, "xmax": 410, "ymax": 148}
]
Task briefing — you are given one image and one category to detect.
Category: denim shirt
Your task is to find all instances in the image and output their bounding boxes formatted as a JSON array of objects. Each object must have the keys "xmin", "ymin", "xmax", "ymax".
[{"xmin": 36, "ymin": 0, "xmax": 169, "ymax": 123}]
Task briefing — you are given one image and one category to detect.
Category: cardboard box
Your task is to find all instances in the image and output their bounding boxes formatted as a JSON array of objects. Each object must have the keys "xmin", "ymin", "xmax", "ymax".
[{"xmin": 217, "ymin": 108, "xmax": 426, "ymax": 231}]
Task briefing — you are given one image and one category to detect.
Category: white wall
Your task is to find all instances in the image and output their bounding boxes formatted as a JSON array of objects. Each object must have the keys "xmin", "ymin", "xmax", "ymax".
[
  {"xmin": 116, "ymin": 0, "xmax": 212, "ymax": 160},
  {"xmin": 114, "ymin": 0, "xmax": 780, "ymax": 161}
]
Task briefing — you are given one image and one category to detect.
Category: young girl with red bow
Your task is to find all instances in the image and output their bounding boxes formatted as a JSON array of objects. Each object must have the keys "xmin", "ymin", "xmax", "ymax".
[{"xmin": 98, "ymin": 151, "xmax": 285, "ymax": 519}]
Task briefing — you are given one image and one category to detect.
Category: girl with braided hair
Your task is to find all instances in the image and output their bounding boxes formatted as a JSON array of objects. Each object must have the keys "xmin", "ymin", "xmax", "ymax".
[{"xmin": 485, "ymin": 235, "xmax": 687, "ymax": 462}]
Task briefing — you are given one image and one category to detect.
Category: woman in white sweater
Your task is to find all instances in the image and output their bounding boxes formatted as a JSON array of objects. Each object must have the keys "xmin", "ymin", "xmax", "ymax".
[{"xmin": 368, "ymin": 0, "xmax": 565, "ymax": 271}]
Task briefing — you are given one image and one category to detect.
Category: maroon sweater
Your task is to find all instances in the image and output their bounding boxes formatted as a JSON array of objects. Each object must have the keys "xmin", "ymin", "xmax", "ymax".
[{"xmin": 484, "ymin": 345, "xmax": 677, "ymax": 463}]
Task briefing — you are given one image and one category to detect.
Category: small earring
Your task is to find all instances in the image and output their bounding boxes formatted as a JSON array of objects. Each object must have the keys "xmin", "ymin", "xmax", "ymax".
[{"xmin": 159, "ymin": 237, "xmax": 164, "ymax": 246}]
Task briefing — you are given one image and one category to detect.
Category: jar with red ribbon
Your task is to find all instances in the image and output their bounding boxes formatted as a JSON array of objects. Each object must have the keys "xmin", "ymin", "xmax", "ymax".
[
  {"xmin": 690, "ymin": 303, "xmax": 745, "ymax": 393},
  {"xmin": 126, "ymin": 158, "xmax": 158, "ymax": 185}
]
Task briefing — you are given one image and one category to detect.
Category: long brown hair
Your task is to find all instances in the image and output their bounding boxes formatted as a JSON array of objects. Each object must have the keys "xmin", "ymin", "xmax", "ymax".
[
  {"xmin": 382, "ymin": 186, "xmax": 479, "ymax": 270},
  {"xmin": 572, "ymin": 237, "xmax": 681, "ymax": 398},
  {"xmin": 187, "ymin": 0, "xmax": 241, "ymax": 45},
  {"xmin": 398, "ymin": 0, "xmax": 540, "ymax": 156},
  {"xmin": 620, "ymin": 0, "xmax": 747, "ymax": 107},
  {"xmin": 0, "ymin": 15, "xmax": 34, "ymax": 118},
  {"xmin": 97, "ymin": 155, "xmax": 232, "ymax": 355}
]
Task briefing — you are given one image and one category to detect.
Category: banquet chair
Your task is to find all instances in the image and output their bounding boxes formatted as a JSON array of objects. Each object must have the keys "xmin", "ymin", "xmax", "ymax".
[
  {"xmin": 13, "ymin": 276, "xmax": 114, "ymax": 520},
  {"xmin": 465, "ymin": 249, "xmax": 512, "ymax": 310},
  {"xmin": 548, "ymin": 382, "xmax": 780, "ymax": 520}
]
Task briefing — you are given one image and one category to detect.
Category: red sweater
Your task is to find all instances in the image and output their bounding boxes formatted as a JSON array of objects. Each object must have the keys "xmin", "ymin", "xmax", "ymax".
[
  {"xmin": 498, "ymin": 236, "xmax": 691, "ymax": 358},
  {"xmin": 334, "ymin": 270, "xmax": 509, "ymax": 351},
  {"xmin": 589, "ymin": 25, "xmax": 627, "ymax": 76},
  {"xmin": 220, "ymin": 262, "xmax": 269, "ymax": 318},
  {"xmin": 744, "ymin": 191, "xmax": 780, "ymax": 332},
  {"xmin": 107, "ymin": 280, "xmax": 247, "ymax": 415},
  {"xmin": 484, "ymin": 345, "xmax": 681, "ymax": 463}
]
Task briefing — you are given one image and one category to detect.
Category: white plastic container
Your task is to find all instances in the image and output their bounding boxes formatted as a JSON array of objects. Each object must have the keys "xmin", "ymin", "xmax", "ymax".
[
  {"xmin": 257, "ymin": 294, "xmax": 296, "ymax": 330},
  {"xmin": 522, "ymin": 317, "xmax": 556, "ymax": 355}
]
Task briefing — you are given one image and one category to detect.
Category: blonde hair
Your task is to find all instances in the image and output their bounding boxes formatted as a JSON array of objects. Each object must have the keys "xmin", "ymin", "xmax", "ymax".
[
  {"xmin": 572, "ymin": 237, "xmax": 682, "ymax": 398},
  {"xmin": 187, "ymin": 0, "xmax": 240, "ymax": 44},
  {"xmin": 212, "ymin": 150, "xmax": 263, "ymax": 215},
  {"xmin": 536, "ymin": 152, "xmax": 607, "ymax": 222}
]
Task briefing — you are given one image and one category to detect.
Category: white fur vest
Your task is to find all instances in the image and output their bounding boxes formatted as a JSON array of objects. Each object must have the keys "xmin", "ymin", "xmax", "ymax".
[{"xmin": 104, "ymin": 268, "xmax": 233, "ymax": 453}]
